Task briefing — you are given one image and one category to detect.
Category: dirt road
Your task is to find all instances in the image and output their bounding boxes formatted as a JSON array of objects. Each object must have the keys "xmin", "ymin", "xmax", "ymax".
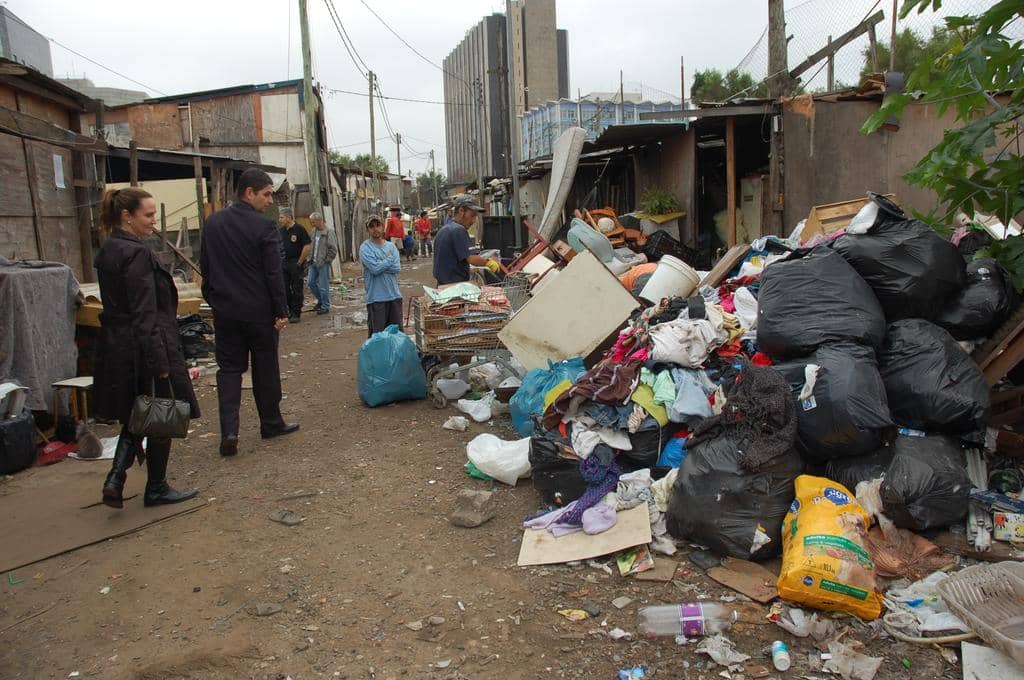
[{"xmin": 0, "ymin": 258, "xmax": 954, "ymax": 679}]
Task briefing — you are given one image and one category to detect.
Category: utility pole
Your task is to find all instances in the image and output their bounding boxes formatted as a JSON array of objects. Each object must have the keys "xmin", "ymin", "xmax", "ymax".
[
  {"xmin": 680, "ymin": 56, "xmax": 686, "ymax": 110},
  {"xmin": 889, "ymin": 0, "xmax": 897, "ymax": 72},
  {"xmin": 368, "ymin": 70, "xmax": 377, "ymax": 211},
  {"xmin": 298, "ymin": 0, "xmax": 323, "ymax": 214},
  {"xmin": 767, "ymin": 0, "xmax": 792, "ymax": 98},
  {"xmin": 475, "ymin": 77, "xmax": 486, "ymax": 211},
  {"xmin": 506, "ymin": 0, "xmax": 522, "ymax": 243},
  {"xmin": 430, "ymin": 149, "xmax": 439, "ymax": 207},
  {"xmin": 396, "ymin": 132, "xmax": 402, "ymax": 180},
  {"xmin": 619, "ymin": 69, "xmax": 625, "ymax": 124}
]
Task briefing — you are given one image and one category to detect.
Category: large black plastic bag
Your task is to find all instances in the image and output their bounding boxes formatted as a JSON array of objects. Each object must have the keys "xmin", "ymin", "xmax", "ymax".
[
  {"xmin": 825, "ymin": 448, "xmax": 894, "ymax": 492},
  {"xmin": 774, "ymin": 343, "xmax": 894, "ymax": 463},
  {"xmin": 878, "ymin": 319, "xmax": 990, "ymax": 442},
  {"xmin": 832, "ymin": 197, "xmax": 965, "ymax": 321},
  {"xmin": 757, "ymin": 247, "xmax": 886, "ymax": 358},
  {"xmin": 0, "ymin": 408, "xmax": 36, "ymax": 474},
  {"xmin": 935, "ymin": 258, "xmax": 1018, "ymax": 340},
  {"xmin": 528, "ymin": 422, "xmax": 587, "ymax": 506},
  {"xmin": 880, "ymin": 434, "xmax": 970, "ymax": 531},
  {"xmin": 667, "ymin": 435, "xmax": 802, "ymax": 560}
]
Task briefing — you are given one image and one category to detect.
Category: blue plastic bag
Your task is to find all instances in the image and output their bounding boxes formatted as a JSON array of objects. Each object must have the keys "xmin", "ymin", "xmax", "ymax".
[
  {"xmin": 509, "ymin": 357, "xmax": 586, "ymax": 437},
  {"xmin": 358, "ymin": 325, "xmax": 427, "ymax": 407},
  {"xmin": 656, "ymin": 436, "xmax": 688, "ymax": 468}
]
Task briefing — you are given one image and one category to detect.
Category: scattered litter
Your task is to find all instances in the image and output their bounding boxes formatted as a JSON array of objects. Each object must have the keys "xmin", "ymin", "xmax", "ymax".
[
  {"xmin": 771, "ymin": 640, "xmax": 791, "ymax": 671},
  {"xmin": 611, "ymin": 596, "xmax": 633, "ymax": 610},
  {"xmin": 252, "ymin": 603, "xmax": 282, "ymax": 617},
  {"xmin": 822, "ymin": 641, "xmax": 883, "ymax": 680},
  {"xmin": 558, "ymin": 609, "xmax": 589, "ymax": 622},
  {"xmin": 961, "ymin": 640, "xmax": 1020, "ymax": 679},
  {"xmin": 443, "ymin": 416, "xmax": 469, "ymax": 431},
  {"xmin": 428, "ymin": 616, "xmax": 445, "ymax": 626},
  {"xmin": 465, "ymin": 433, "xmax": 530, "ymax": 486},
  {"xmin": 608, "ymin": 627, "xmax": 633, "ymax": 641},
  {"xmin": 696, "ymin": 634, "xmax": 751, "ymax": 669},
  {"xmin": 457, "ymin": 391, "xmax": 496, "ymax": 422},
  {"xmin": 587, "ymin": 560, "xmax": 614, "ymax": 575},
  {"xmin": 616, "ymin": 545, "xmax": 654, "ymax": 576},
  {"xmin": 268, "ymin": 509, "xmax": 304, "ymax": 526},
  {"xmin": 771, "ymin": 605, "xmax": 836, "ymax": 641},
  {"xmin": 279, "ymin": 564, "xmax": 294, "ymax": 574},
  {"xmin": 431, "ymin": 659, "xmax": 452, "ymax": 670},
  {"xmin": 405, "ymin": 620, "xmax": 424, "ymax": 631},
  {"xmin": 99, "ymin": 586, "xmax": 110, "ymax": 595},
  {"xmin": 617, "ymin": 666, "xmax": 645, "ymax": 679}
]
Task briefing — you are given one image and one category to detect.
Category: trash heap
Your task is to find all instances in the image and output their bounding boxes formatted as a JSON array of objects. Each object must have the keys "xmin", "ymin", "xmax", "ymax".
[{"xmin": 475, "ymin": 192, "xmax": 1024, "ymax": 673}]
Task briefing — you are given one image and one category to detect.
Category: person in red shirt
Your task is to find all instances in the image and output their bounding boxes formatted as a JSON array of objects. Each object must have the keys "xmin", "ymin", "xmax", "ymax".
[
  {"xmin": 415, "ymin": 210, "xmax": 433, "ymax": 257},
  {"xmin": 385, "ymin": 207, "xmax": 404, "ymax": 250}
]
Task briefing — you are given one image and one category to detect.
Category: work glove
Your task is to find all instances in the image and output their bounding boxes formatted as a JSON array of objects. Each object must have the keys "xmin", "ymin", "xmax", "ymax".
[{"xmin": 485, "ymin": 259, "xmax": 501, "ymax": 274}]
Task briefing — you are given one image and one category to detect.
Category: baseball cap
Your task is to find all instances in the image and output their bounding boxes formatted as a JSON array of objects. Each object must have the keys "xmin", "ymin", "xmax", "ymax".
[
  {"xmin": 452, "ymin": 194, "xmax": 485, "ymax": 213},
  {"xmin": 365, "ymin": 215, "xmax": 383, "ymax": 227}
]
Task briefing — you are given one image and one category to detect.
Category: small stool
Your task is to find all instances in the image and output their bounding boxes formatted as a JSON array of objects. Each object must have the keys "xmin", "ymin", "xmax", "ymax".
[{"xmin": 51, "ymin": 376, "xmax": 94, "ymax": 422}]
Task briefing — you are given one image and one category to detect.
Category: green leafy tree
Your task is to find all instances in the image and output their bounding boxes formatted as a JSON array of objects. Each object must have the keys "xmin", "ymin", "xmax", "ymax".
[
  {"xmin": 862, "ymin": 1, "xmax": 1023, "ymax": 285},
  {"xmin": 415, "ymin": 169, "xmax": 447, "ymax": 207},
  {"xmin": 327, "ymin": 151, "xmax": 389, "ymax": 174},
  {"xmin": 691, "ymin": 67, "xmax": 768, "ymax": 102},
  {"xmin": 860, "ymin": 25, "xmax": 962, "ymax": 77}
]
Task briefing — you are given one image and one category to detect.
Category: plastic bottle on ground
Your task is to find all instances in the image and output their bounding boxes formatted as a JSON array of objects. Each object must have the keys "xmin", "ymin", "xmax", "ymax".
[{"xmin": 637, "ymin": 602, "xmax": 737, "ymax": 638}]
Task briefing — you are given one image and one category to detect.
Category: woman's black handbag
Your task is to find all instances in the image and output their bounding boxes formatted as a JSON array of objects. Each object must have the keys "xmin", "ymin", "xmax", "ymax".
[{"xmin": 128, "ymin": 378, "xmax": 189, "ymax": 439}]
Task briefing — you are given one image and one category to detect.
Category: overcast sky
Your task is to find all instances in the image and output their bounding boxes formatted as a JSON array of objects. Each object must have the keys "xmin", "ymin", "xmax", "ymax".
[{"xmin": 7, "ymin": 0, "xmax": 988, "ymax": 178}]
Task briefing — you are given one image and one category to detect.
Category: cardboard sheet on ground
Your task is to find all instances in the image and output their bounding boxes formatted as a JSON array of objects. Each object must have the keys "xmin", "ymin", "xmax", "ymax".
[
  {"xmin": 0, "ymin": 460, "xmax": 205, "ymax": 573},
  {"xmin": 707, "ymin": 557, "xmax": 780, "ymax": 603},
  {"xmin": 517, "ymin": 504, "xmax": 651, "ymax": 566},
  {"xmin": 633, "ymin": 559, "xmax": 679, "ymax": 582},
  {"xmin": 962, "ymin": 641, "xmax": 1024, "ymax": 679},
  {"xmin": 499, "ymin": 250, "xmax": 639, "ymax": 371}
]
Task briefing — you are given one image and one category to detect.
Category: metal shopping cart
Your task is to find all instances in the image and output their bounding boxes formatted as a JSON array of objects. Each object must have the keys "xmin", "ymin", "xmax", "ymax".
[{"xmin": 410, "ymin": 274, "xmax": 531, "ymax": 408}]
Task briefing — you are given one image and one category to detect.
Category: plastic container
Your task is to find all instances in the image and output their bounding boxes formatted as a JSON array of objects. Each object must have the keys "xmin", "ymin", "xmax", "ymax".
[
  {"xmin": 936, "ymin": 561, "xmax": 1024, "ymax": 665},
  {"xmin": 638, "ymin": 255, "xmax": 700, "ymax": 303},
  {"xmin": 771, "ymin": 641, "xmax": 791, "ymax": 671},
  {"xmin": 567, "ymin": 218, "xmax": 614, "ymax": 262},
  {"xmin": 637, "ymin": 602, "xmax": 736, "ymax": 638}
]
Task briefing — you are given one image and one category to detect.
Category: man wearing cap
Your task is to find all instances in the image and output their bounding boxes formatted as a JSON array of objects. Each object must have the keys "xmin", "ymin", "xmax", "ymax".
[
  {"xmin": 359, "ymin": 215, "xmax": 403, "ymax": 337},
  {"xmin": 432, "ymin": 194, "xmax": 499, "ymax": 286},
  {"xmin": 307, "ymin": 212, "xmax": 338, "ymax": 315},
  {"xmin": 277, "ymin": 208, "xmax": 311, "ymax": 323}
]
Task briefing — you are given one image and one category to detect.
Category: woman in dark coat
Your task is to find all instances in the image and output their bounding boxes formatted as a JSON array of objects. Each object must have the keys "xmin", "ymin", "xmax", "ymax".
[{"xmin": 93, "ymin": 187, "xmax": 199, "ymax": 509}]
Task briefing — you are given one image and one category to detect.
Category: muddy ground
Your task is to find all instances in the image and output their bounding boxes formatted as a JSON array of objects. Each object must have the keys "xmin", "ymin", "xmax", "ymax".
[{"xmin": 0, "ymin": 258, "xmax": 958, "ymax": 680}]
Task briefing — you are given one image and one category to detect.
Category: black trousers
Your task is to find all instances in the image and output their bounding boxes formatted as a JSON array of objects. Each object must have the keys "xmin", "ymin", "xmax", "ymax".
[
  {"xmin": 213, "ymin": 316, "xmax": 285, "ymax": 437},
  {"xmin": 367, "ymin": 299, "xmax": 403, "ymax": 337},
  {"xmin": 282, "ymin": 259, "xmax": 304, "ymax": 318}
]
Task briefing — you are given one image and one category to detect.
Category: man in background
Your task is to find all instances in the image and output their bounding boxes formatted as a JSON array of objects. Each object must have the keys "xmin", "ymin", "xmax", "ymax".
[
  {"xmin": 359, "ymin": 215, "xmax": 403, "ymax": 337},
  {"xmin": 278, "ymin": 208, "xmax": 311, "ymax": 323},
  {"xmin": 385, "ymin": 206, "xmax": 405, "ymax": 252},
  {"xmin": 307, "ymin": 211, "xmax": 338, "ymax": 315},
  {"xmin": 432, "ymin": 194, "xmax": 499, "ymax": 286},
  {"xmin": 199, "ymin": 168, "xmax": 299, "ymax": 457},
  {"xmin": 415, "ymin": 210, "xmax": 433, "ymax": 257}
]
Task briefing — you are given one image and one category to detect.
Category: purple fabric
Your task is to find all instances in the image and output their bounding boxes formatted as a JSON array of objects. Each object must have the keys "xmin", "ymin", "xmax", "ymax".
[
  {"xmin": 582, "ymin": 504, "xmax": 617, "ymax": 534},
  {"xmin": 560, "ymin": 455, "xmax": 621, "ymax": 525}
]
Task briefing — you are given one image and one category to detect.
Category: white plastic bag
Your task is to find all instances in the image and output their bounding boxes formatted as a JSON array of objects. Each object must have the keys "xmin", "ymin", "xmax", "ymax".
[
  {"xmin": 466, "ymin": 433, "xmax": 531, "ymax": 486},
  {"xmin": 443, "ymin": 416, "xmax": 469, "ymax": 431},
  {"xmin": 847, "ymin": 201, "xmax": 879, "ymax": 235},
  {"xmin": 437, "ymin": 378, "xmax": 470, "ymax": 400},
  {"xmin": 457, "ymin": 391, "xmax": 495, "ymax": 422},
  {"xmin": 468, "ymin": 363, "xmax": 503, "ymax": 390}
]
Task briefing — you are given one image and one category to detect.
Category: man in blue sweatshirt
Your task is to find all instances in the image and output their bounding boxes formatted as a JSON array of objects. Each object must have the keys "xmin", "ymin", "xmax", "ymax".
[{"xmin": 358, "ymin": 215, "xmax": 403, "ymax": 337}]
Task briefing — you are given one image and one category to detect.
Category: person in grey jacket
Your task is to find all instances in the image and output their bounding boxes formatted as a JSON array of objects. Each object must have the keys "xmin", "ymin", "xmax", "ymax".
[{"xmin": 307, "ymin": 211, "xmax": 338, "ymax": 315}]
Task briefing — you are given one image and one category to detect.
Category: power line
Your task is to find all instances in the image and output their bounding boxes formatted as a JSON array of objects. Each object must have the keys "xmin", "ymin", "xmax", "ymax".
[
  {"xmin": 322, "ymin": 0, "xmax": 370, "ymax": 80},
  {"xmin": 323, "ymin": 86, "xmax": 474, "ymax": 106}
]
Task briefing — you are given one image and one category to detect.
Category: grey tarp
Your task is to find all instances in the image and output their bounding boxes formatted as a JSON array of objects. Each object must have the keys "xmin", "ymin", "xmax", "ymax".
[{"xmin": 0, "ymin": 257, "xmax": 79, "ymax": 411}]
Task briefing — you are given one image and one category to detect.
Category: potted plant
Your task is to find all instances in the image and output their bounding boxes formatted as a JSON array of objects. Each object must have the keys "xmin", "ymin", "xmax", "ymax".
[{"xmin": 638, "ymin": 187, "xmax": 683, "ymax": 236}]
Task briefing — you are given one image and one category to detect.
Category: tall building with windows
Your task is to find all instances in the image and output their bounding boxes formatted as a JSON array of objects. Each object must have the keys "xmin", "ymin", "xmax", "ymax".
[{"xmin": 443, "ymin": 0, "xmax": 569, "ymax": 184}]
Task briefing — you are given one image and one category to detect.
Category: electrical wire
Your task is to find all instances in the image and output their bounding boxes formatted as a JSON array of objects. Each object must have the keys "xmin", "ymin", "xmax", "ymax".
[
  {"xmin": 323, "ymin": 86, "xmax": 474, "ymax": 106},
  {"xmin": 322, "ymin": 0, "xmax": 370, "ymax": 80}
]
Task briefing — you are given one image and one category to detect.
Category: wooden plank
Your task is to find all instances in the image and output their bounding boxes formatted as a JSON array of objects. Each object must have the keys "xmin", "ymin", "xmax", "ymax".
[
  {"xmin": 0, "ymin": 105, "xmax": 106, "ymax": 153},
  {"xmin": 0, "ymin": 130, "xmax": 32, "ymax": 215},
  {"xmin": 932, "ymin": 530, "xmax": 1024, "ymax": 562},
  {"xmin": 726, "ymin": 116, "xmax": 736, "ymax": 248},
  {"xmin": 984, "ymin": 333, "xmax": 1024, "ymax": 386},
  {"xmin": 699, "ymin": 244, "xmax": 752, "ymax": 288},
  {"xmin": 21, "ymin": 139, "xmax": 45, "ymax": 261},
  {"xmin": 193, "ymin": 139, "xmax": 205, "ymax": 230},
  {"xmin": 789, "ymin": 10, "xmax": 885, "ymax": 80},
  {"xmin": 0, "ymin": 75, "xmax": 83, "ymax": 111}
]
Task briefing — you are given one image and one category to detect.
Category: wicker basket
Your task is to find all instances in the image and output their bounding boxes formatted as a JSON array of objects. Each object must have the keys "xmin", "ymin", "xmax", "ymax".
[{"xmin": 936, "ymin": 561, "xmax": 1024, "ymax": 665}]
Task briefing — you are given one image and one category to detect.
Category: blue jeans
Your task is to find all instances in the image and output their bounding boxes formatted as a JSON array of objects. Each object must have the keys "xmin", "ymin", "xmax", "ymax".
[{"xmin": 307, "ymin": 263, "xmax": 331, "ymax": 311}]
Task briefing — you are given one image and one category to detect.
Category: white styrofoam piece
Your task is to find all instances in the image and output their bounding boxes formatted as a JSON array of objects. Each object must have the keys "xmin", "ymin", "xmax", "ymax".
[
  {"xmin": 962, "ymin": 641, "xmax": 1024, "ymax": 680},
  {"xmin": 498, "ymin": 250, "xmax": 639, "ymax": 371}
]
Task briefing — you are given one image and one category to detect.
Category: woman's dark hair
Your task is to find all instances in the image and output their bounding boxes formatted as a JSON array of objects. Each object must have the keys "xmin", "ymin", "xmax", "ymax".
[
  {"xmin": 100, "ymin": 187, "xmax": 152, "ymax": 232},
  {"xmin": 236, "ymin": 167, "xmax": 273, "ymax": 198}
]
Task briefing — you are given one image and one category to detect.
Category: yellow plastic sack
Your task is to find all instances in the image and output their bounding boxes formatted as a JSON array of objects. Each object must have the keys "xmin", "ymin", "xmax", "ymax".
[{"xmin": 777, "ymin": 475, "xmax": 882, "ymax": 621}]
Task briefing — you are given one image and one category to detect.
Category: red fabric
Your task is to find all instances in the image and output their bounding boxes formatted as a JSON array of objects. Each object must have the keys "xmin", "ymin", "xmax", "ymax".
[
  {"xmin": 385, "ymin": 216, "xmax": 404, "ymax": 239},
  {"xmin": 716, "ymin": 339, "xmax": 742, "ymax": 357},
  {"xmin": 719, "ymin": 293, "xmax": 736, "ymax": 313},
  {"xmin": 415, "ymin": 218, "xmax": 431, "ymax": 236},
  {"xmin": 751, "ymin": 352, "xmax": 773, "ymax": 367}
]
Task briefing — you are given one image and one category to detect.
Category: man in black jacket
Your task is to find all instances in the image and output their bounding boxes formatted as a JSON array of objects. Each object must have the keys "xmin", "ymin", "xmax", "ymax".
[{"xmin": 200, "ymin": 168, "xmax": 299, "ymax": 456}]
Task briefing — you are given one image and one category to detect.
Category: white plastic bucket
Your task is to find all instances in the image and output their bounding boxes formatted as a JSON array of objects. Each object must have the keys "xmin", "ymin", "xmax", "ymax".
[{"xmin": 638, "ymin": 255, "xmax": 700, "ymax": 303}]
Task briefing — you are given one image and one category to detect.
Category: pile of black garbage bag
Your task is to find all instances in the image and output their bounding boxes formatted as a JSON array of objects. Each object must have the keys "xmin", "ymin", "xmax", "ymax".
[
  {"xmin": 522, "ymin": 194, "xmax": 1010, "ymax": 561},
  {"xmin": 177, "ymin": 314, "xmax": 213, "ymax": 359}
]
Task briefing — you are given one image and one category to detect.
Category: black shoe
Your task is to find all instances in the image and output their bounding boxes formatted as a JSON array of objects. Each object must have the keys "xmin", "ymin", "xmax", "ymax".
[
  {"xmin": 260, "ymin": 422, "xmax": 299, "ymax": 439},
  {"xmin": 102, "ymin": 429, "xmax": 138, "ymax": 509},
  {"xmin": 143, "ymin": 481, "xmax": 199, "ymax": 507},
  {"xmin": 316, "ymin": 308, "xmax": 329, "ymax": 315},
  {"xmin": 142, "ymin": 438, "xmax": 198, "ymax": 507},
  {"xmin": 219, "ymin": 436, "xmax": 238, "ymax": 457}
]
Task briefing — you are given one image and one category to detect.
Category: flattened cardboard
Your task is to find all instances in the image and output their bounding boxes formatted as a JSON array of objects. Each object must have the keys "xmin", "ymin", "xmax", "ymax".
[
  {"xmin": 707, "ymin": 557, "xmax": 780, "ymax": 604},
  {"xmin": 516, "ymin": 504, "xmax": 652, "ymax": 567}
]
